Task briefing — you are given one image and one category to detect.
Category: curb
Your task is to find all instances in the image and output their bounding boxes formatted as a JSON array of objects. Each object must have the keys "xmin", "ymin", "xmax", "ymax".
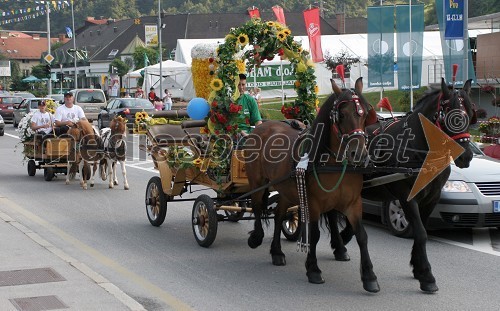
[{"xmin": 0, "ymin": 211, "xmax": 147, "ymax": 311}]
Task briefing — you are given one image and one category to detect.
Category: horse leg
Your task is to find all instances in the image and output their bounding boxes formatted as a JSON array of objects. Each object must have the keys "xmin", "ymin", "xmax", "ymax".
[
  {"xmin": 305, "ymin": 221, "xmax": 324, "ymax": 284},
  {"xmin": 65, "ymin": 161, "xmax": 71, "ymax": 185},
  {"xmin": 120, "ymin": 160, "xmax": 129, "ymax": 190},
  {"xmin": 347, "ymin": 210, "xmax": 380, "ymax": 293},
  {"xmin": 113, "ymin": 161, "xmax": 119, "ymax": 185},
  {"xmin": 107, "ymin": 158, "xmax": 114, "ymax": 189},
  {"xmin": 248, "ymin": 189, "xmax": 266, "ymax": 249},
  {"xmin": 79, "ymin": 161, "xmax": 87, "ymax": 189},
  {"xmin": 270, "ymin": 197, "xmax": 287, "ymax": 266},
  {"xmin": 326, "ymin": 211, "xmax": 350, "ymax": 261},
  {"xmin": 400, "ymin": 199, "xmax": 438, "ymax": 293},
  {"xmin": 89, "ymin": 162, "xmax": 97, "ymax": 187}
]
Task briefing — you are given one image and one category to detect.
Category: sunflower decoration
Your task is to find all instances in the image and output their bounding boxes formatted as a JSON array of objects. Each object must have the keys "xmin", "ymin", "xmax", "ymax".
[
  {"xmin": 237, "ymin": 34, "xmax": 249, "ymax": 47},
  {"xmin": 44, "ymin": 99, "xmax": 57, "ymax": 114},
  {"xmin": 277, "ymin": 30, "xmax": 287, "ymax": 42},
  {"xmin": 210, "ymin": 78, "xmax": 224, "ymax": 91},
  {"xmin": 266, "ymin": 21, "xmax": 275, "ymax": 27},
  {"xmin": 283, "ymin": 28, "xmax": 291, "ymax": 36}
]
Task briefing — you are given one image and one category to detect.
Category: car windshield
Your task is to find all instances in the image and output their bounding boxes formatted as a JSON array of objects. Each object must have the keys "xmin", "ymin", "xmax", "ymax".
[
  {"xmin": 121, "ymin": 99, "xmax": 154, "ymax": 108},
  {"xmin": 0, "ymin": 97, "xmax": 23, "ymax": 104},
  {"xmin": 76, "ymin": 91, "xmax": 105, "ymax": 103},
  {"xmin": 470, "ymin": 142, "xmax": 484, "ymax": 155}
]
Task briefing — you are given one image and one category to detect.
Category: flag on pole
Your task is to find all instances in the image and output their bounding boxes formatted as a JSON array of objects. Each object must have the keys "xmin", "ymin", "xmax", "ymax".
[
  {"xmin": 303, "ymin": 8, "xmax": 323, "ymax": 63},
  {"xmin": 247, "ymin": 6, "xmax": 260, "ymax": 19},
  {"xmin": 144, "ymin": 53, "xmax": 150, "ymax": 68},
  {"xmin": 272, "ymin": 5, "xmax": 286, "ymax": 25},
  {"xmin": 367, "ymin": 6, "xmax": 395, "ymax": 87}
]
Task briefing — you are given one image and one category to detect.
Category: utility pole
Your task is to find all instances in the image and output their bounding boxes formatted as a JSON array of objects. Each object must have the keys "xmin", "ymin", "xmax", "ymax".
[
  {"xmin": 46, "ymin": 2, "xmax": 52, "ymax": 94},
  {"xmin": 71, "ymin": 0, "xmax": 77, "ymax": 89},
  {"xmin": 463, "ymin": 0, "xmax": 469, "ymax": 84},
  {"xmin": 158, "ymin": 0, "xmax": 163, "ymax": 99},
  {"xmin": 319, "ymin": 0, "xmax": 324, "ymax": 18}
]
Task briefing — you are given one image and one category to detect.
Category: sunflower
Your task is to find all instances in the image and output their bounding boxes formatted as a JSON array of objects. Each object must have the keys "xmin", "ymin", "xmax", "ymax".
[
  {"xmin": 193, "ymin": 158, "xmax": 203, "ymax": 166},
  {"xmin": 135, "ymin": 112, "xmax": 143, "ymax": 119},
  {"xmin": 283, "ymin": 28, "xmax": 291, "ymax": 36},
  {"xmin": 210, "ymin": 78, "xmax": 224, "ymax": 91},
  {"xmin": 277, "ymin": 30, "xmax": 287, "ymax": 42},
  {"xmin": 141, "ymin": 112, "xmax": 149, "ymax": 118},
  {"xmin": 294, "ymin": 80, "xmax": 301, "ymax": 88},
  {"xmin": 266, "ymin": 21, "xmax": 275, "ymax": 27},
  {"xmin": 237, "ymin": 33, "xmax": 249, "ymax": 46},
  {"xmin": 315, "ymin": 99, "xmax": 320, "ymax": 108}
]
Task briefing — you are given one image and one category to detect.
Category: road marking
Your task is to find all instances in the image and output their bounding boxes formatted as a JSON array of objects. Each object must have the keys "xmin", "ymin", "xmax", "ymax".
[
  {"xmin": 0, "ymin": 197, "xmax": 193, "ymax": 311},
  {"xmin": 4, "ymin": 132, "xmax": 18, "ymax": 139},
  {"xmin": 431, "ymin": 231, "xmax": 500, "ymax": 257}
]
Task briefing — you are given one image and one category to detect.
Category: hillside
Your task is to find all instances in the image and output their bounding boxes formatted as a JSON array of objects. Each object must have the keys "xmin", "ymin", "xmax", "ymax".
[{"xmin": 1, "ymin": 0, "xmax": 498, "ymax": 36}]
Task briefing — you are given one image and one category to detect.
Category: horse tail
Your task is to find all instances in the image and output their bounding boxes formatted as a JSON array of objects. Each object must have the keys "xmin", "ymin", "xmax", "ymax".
[{"xmin": 99, "ymin": 159, "xmax": 108, "ymax": 181}]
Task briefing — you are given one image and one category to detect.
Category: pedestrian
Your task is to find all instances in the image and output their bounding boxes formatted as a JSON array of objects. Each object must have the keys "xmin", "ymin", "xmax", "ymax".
[
  {"xmin": 135, "ymin": 88, "xmax": 144, "ymax": 98},
  {"xmin": 148, "ymin": 87, "xmax": 156, "ymax": 103},
  {"xmin": 252, "ymin": 87, "xmax": 262, "ymax": 107},
  {"xmin": 163, "ymin": 89, "xmax": 172, "ymax": 110},
  {"xmin": 153, "ymin": 96, "xmax": 164, "ymax": 111}
]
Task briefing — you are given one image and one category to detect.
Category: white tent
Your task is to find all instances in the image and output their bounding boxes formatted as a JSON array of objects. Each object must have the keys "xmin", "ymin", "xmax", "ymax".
[{"xmin": 140, "ymin": 60, "xmax": 195, "ymax": 100}]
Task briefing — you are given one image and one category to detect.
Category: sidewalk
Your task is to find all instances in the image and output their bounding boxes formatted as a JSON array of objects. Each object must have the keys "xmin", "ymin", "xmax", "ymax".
[{"xmin": 0, "ymin": 211, "xmax": 146, "ymax": 311}]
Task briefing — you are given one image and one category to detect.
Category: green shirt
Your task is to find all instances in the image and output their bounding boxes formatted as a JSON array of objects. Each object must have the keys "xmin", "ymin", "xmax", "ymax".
[{"xmin": 237, "ymin": 94, "xmax": 262, "ymax": 133}]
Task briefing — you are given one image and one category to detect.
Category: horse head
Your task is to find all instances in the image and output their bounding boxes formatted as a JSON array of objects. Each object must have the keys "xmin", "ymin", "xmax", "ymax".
[
  {"xmin": 436, "ymin": 78, "xmax": 475, "ymax": 168},
  {"xmin": 310, "ymin": 77, "xmax": 375, "ymax": 166},
  {"xmin": 109, "ymin": 115, "xmax": 127, "ymax": 149}
]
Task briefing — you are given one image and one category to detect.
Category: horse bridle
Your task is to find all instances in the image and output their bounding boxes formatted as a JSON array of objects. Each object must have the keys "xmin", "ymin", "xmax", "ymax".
[
  {"xmin": 435, "ymin": 91, "xmax": 471, "ymax": 143},
  {"xmin": 330, "ymin": 91, "xmax": 367, "ymax": 143}
]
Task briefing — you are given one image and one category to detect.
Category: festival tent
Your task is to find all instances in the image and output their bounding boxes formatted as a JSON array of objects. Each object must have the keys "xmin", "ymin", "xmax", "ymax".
[{"xmin": 138, "ymin": 60, "xmax": 195, "ymax": 100}]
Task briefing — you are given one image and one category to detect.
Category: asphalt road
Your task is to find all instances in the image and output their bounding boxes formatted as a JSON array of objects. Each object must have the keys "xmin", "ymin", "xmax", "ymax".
[{"xmin": 1, "ymin": 125, "xmax": 500, "ymax": 311}]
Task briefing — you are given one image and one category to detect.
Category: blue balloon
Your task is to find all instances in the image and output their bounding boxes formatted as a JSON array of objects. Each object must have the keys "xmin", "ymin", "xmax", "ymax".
[{"xmin": 187, "ymin": 97, "xmax": 210, "ymax": 120}]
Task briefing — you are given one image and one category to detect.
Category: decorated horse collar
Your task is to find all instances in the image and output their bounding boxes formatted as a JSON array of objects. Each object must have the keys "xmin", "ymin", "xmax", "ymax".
[{"xmin": 435, "ymin": 93, "xmax": 470, "ymax": 143}]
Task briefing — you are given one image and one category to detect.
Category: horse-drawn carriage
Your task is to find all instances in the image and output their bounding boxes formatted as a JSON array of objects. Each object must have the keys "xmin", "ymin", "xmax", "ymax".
[
  {"xmin": 142, "ymin": 110, "xmax": 299, "ymax": 247},
  {"xmin": 23, "ymin": 136, "xmax": 71, "ymax": 181}
]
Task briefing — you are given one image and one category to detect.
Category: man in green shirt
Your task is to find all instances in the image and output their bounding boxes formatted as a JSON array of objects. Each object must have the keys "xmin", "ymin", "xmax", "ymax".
[{"xmin": 237, "ymin": 74, "xmax": 262, "ymax": 134}]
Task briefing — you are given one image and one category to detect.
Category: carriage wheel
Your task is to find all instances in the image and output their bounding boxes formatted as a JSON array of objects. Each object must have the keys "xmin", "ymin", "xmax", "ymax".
[
  {"xmin": 145, "ymin": 176, "xmax": 168, "ymax": 226},
  {"xmin": 385, "ymin": 200, "xmax": 413, "ymax": 238},
  {"xmin": 43, "ymin": 167, "xmax": 54, "ymax": 181},
  {"xmin": 192, "ymin": 194, "xmax": 218, "ymax": 248},
  {"xmin": 27, "ymin": 160, "xmax": 36, "ymax": 176},
  {"xmin": 274, "ymin": 192, "xmax": 301, "ymax": 241}
]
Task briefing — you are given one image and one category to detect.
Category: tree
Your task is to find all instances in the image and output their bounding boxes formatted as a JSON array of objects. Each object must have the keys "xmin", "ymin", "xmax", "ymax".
[
  {"xmin": 132, "ymin": 46, "xmax": 159, "ymax": 70},
  {"xmin": 31, "ymin": 64, "xmax": 48, "ymax": 80},
  {"xmin": 109, "ymin": 58, "xmax": 130, "ymax": 96},
  {"xmin": 324, "ymin": 49, "xmax": 360, "ymax": 76}
]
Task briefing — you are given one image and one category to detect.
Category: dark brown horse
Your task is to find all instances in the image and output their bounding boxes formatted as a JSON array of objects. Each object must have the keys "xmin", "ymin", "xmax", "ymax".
[
  {"xmin": 244, "ymin": 78, "xmax": 381, "ymax": 292},
  {"xmin": 331, "ymin": 78, "xmax": 476, "ymax": 292}
]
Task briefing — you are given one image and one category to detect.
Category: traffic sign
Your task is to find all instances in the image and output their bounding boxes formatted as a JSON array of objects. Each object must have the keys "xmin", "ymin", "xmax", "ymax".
[{"xmin": 44, "ymin": 54, "xmax": 54, "ymax": 64}]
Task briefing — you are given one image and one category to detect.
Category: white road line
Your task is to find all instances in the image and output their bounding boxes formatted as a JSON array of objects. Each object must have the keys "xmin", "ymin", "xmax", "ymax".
[
  {"xmin": 431, "ymin": 232, "xmax": 500, "ymax": 257},
  {"xmin": 4, "ymin": 132, "xmax": 18, "ymax": 139}
]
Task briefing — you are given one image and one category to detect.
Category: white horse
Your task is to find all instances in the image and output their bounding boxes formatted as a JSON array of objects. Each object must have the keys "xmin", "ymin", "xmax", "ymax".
[{"xmin": 99, "ymin": 116, "xmax": 129, "ymax": 190}]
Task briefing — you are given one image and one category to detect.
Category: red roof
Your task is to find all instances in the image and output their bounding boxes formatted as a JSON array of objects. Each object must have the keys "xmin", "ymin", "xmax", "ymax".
[
  {"xmin": 85, "ymin": 17, "xmax": 108, "ymax": 25},
  {"xmin": 0, "ymin": 32, "xmax": 69, "ymax": 60}
]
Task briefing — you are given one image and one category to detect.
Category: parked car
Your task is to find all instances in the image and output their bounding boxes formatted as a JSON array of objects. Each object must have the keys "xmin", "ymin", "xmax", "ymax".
[
  {"xmin": 0, "ymin": 95, "xmax": 23, "ymax": 122},
  {"xmin": 363, "ymin": 143, "xmax": 500, "ymax": 237},
  {"xmin": 11, "ymin": 91, "xmax": 35, "ymax": 99},
  {"xmin": 12, "ymin": 97, "xmax": 51, "ymax": 127},
  {"xmin": 97, "ymin": 98, "xmax": 155, "ymax": 130},
  {"xmin": 0, "ymin": 114, "xmax": 4, "ymax": 136},
  {"xmin": 69, "ymin": 89, "xmax": 107, "ymax": 122},
  {"xmin": 47, "ymin": 94, "xmax": 65, "ymax": 105}
]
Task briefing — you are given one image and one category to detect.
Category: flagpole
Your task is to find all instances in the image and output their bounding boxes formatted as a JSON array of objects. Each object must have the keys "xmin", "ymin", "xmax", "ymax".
[
  {"xmin": 463, "ymin": 0, "xmax": 468, "ymax": 84},
  {"xmin": 158, "ymin": 0, "xmax": 163, "ymax": 100},
  {"xmin": 379, "ymin": 0, "xmax": 383, "ymax": 102},
  {"xmin": 409, "ymin": 0, "xmax": 414, "ymax": 111},
  {"xmin": 46, "ymin": 2, "xmax": 52, "ymax": 95},
  {"xmin": 280, "ymin": 60, "xmax": 284, "ymax": 106}
]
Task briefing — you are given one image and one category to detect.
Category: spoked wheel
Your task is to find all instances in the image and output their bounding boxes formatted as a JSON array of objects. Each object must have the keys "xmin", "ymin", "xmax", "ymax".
[
  {"xmin": 43, "ymin": 167, "xmax": 54, "ymax": 181},
  {"xmin": 192, "ymin": 194, "xmax": 218, "ymax": 248},
  {"xmin": 275, "ymin": 192, "xmax": 301, "ymax": 241},
  {"xmin": 27, "ymin": 160, "xmax": 36, "ymax": 176},
  {"xmin": 385, "ymin": 200, "xmax": 413, "ymax": 238},
  {"xmin": 145, "ymin": 176, "xmax": 168, "ymax": 226}
]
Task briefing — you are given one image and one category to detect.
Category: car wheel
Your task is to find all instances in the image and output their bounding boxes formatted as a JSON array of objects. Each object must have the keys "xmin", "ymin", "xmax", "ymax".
[
  {"xmin": 385, "ymin": 200, "xmax": 413, "ymax": 238},
  {"xmin": 0, "ymin": 129, "xmax": 4, "ymax": 136}
]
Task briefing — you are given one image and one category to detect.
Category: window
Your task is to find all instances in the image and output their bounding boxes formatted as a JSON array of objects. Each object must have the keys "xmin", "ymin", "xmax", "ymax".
[
  {"xmin": 107, "ymin": 49, "xmax": 119, "ymax": 58},
  {"xmin": 106, "ymin": 100, "xmax": 115, "ymax": 110}
]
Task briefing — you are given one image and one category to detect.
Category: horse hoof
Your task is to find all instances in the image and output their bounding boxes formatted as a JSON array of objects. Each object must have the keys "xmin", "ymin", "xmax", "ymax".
[
  {"xmin": 334, "ymin": 251, "xmax": 350, "ymax": 261},
  {"xmin": 272, "ymin": 255, "xmax": 286, "ymax": 266},
  {"xmin": 420, "ymin": 282, "xmax": 439, "ymax": 293},
  {"xmin": 90, "ymin": 184, "xmax": 94, "ymax": 188},
  {"xmin": 65, "ymin": 181, "xmax": 69, "ymax": 185},
  {"xmin": 109, "ymin": 185, "xmax": 113, "ymax": 189},
  {"xmin": 124, "ymin": 185, "xmax": 129, "ymax": 190},
  {"xmin": 306, "ymin": 271, "xmax": 325, "ymax": 284},
  {"xmin": 363, "ymin": 280, "xmax": 380, "ymax": 293},
  {"xmin": 114, "ymin": 181, "xmax": 118, "ymax": 185},
  {"xmin": 248, "ymin": 237, "xmax": 262, "ymax": 249}
]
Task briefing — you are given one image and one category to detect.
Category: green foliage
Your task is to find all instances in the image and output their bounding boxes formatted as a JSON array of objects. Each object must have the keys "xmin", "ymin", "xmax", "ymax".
[
  {"xmin": 132, "ymin": 46, "xmax": 159, "ymax": 70},
  {"xmin": 363, "ymin": 87, "xmax": 427, "ymax": 112},
  {"xmin": 30, "ymin": 64, "xmax": 47, "ymax": 80},
  {"xmin": 109, "ymin": 58, "xmax": 130, "ymax": 76},
  {"xmin": 324, "ymin": 50, "xmax": 360, "ymax": 74}
]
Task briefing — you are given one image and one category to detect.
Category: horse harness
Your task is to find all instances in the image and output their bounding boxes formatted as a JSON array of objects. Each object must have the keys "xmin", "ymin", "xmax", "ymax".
[{"xmin": 434, "ymin": 91, "xmax": 471, "ymax": 143}]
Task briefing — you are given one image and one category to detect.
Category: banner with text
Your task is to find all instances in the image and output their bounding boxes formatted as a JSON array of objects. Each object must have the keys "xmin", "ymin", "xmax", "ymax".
[
  {"xmin": 396, "ymin": 4, "xmax": 424, "ymax": 90},
  {"xmin": 367, "ymin": 6, "xmax": 395, "ymax": 88},
  {"xmin": 436, "ymin": 0, "xmax": 475, "ymax": 86},
  {"xmin": 145, "ymin": 24, "xmax": 158, "ymax": 47},
  {"xmin": 246, "ymin": 64, "xmax": 295, "ymax": 90},
  {"xmin": 303, "ymin": 8, "xmax": 324, "ymax": 63},
  {"xmin": 444, "ymin": 0, "xmax": 464, "ymax": 39}
]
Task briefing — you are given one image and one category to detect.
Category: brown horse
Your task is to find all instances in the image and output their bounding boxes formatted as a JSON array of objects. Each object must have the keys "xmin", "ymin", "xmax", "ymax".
[
  {"xmin": 244, "ymin": 78, "xmax": 380, "ymax": 292},
  {"xmin": 67, "ymin": 119, "xmax": 103, "ymax": 189},
  {"xmin": 99, "ymin": 115, "xmax": 129, "ymax": 190}
]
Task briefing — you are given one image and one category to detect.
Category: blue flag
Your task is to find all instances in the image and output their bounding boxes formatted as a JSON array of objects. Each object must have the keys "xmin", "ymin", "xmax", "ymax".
[
  {"xmin": 367, "ymin": 6, "xmax": 395, "ymax": 88},
  {"xmin": 65, "ymin": 26, "xmax": 72, "ymax": 38}
]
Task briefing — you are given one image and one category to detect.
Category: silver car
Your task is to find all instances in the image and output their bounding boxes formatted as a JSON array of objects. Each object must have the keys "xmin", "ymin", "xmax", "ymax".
[{"xmin": 363, "ymin": 143, "xmax": 500, "ymax": 237}]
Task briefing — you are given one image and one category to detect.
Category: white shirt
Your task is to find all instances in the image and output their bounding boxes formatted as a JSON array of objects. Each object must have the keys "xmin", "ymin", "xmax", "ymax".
[
  {"xmin": 55, "ymin": 104, "xmax": 86, "ymax": 123},
  {"xmin": 163, "ymin": 92, "xmax": 172, "ymax": 104},
  {"xmin": 31, "ymin": 110, "xmax": 53, "ymax": 134}
]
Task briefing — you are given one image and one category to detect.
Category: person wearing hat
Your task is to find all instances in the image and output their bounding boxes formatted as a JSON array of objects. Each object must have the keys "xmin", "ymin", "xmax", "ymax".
[
  {"xmin": 31, "ymin": 100, "xmax": 53, "ymax": 137},
  {"xmin": 54, "ymin": 92, "xmax": 86, "ymax": 134}
]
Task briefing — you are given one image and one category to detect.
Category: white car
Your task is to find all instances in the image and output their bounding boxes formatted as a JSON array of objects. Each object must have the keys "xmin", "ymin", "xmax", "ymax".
[{"xmin": 363, "ymin": 143, "xmax": 500, "ymax": 237}]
